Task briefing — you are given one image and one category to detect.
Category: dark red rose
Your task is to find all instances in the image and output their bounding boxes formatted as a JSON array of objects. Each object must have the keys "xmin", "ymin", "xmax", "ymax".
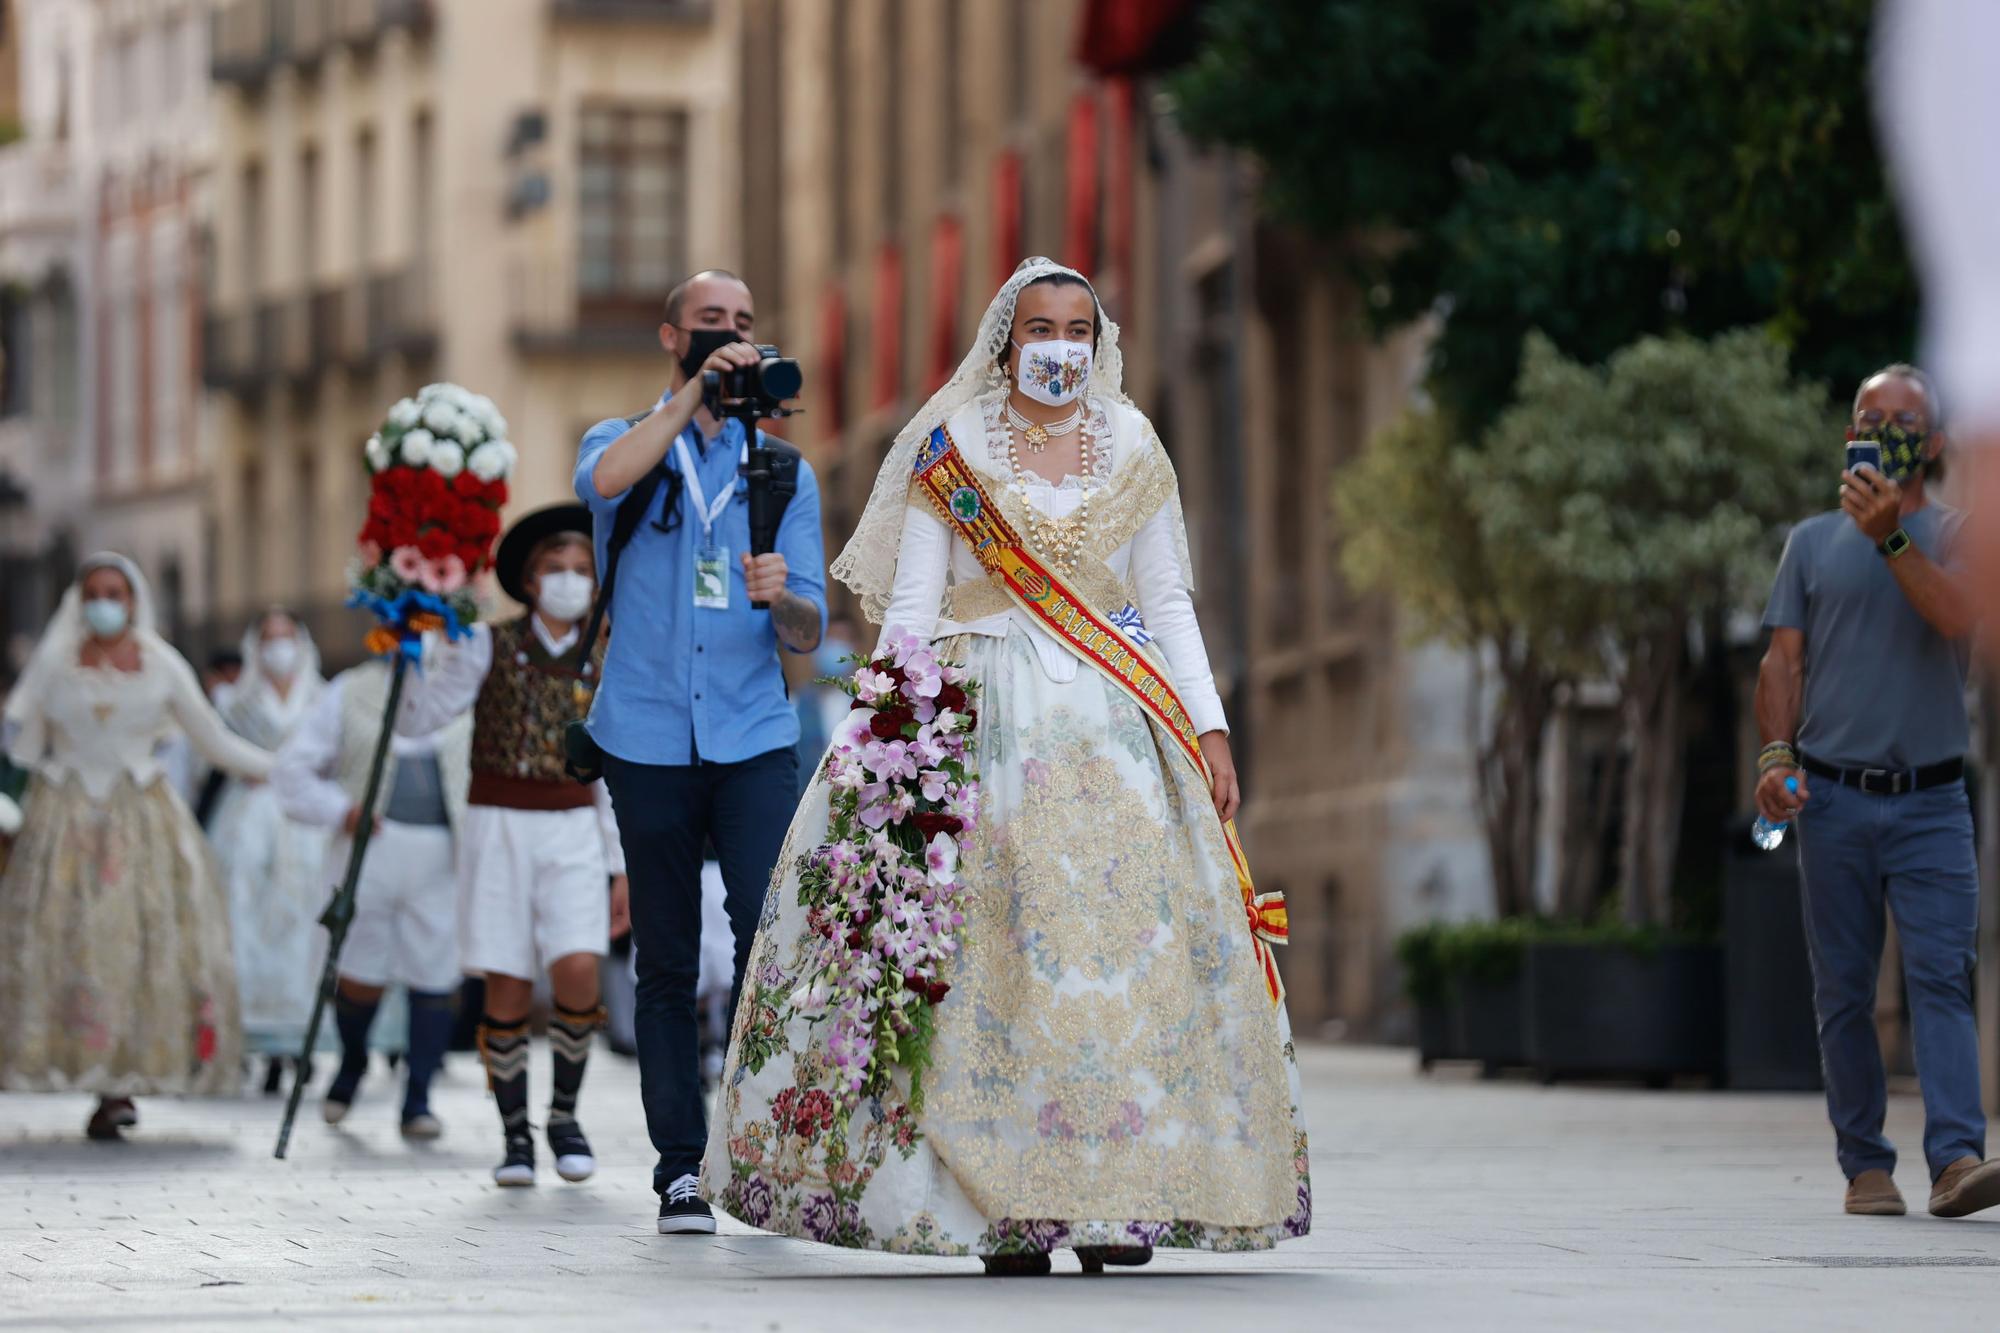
[
  {"xmin": 869, "ymin": 706, "xmax": 914, "ymax": 739},
  {"xmin": 845, "ymin": 928, "xmax": 865, "ymax": 949},
  {"xmin": 913, "ymin": 812, "xmax": 962, "ymax": 838},
  {"xmin": 935, "ymin": 683, "xmax": 968, "ymax": 713},
  {"xmin": 904, "ymin": 976, "xmax": 950, "ymax": 1005}
]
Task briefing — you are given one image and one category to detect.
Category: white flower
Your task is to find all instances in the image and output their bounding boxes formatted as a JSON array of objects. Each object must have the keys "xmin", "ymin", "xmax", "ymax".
[
  {"xmin": 924, "ymin": 832, "xmax": 958, "ymax": 885},
  {"xmin": 466, "ymin": 440, "xmax": 514, "ymax": 482},
  {"xmin": 399, "ymin": 428, "xmax": 436, "ymax": 467},
  {"xmin": 428, "ymin": 442, "xmax": 465, "ymax": 478},
  {"xmin": 364, "ymin": 432, "xmax": 391, "ymax": 472},
  {"xmin": 423, "ymin": 402, "xmax": 460, "ymax": 438},
  {"xmin": 387, "ymin": 398, "xmax": 422, "ymax": 429}
]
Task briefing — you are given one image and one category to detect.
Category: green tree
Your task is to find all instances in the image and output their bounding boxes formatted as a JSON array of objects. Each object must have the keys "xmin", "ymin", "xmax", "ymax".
[
  {"xmin": 1572, "ymin": 0, "xmax": 1917, "ymax": 393},
  {"xmin": 1336, "ymin": 410, "xmax": 1594, "ymax": 918},
  {"xmin": 1478, "ymin": 331, "xmax": 1837, "ymax": 925},
  {"xmin": 1171, "ymin": 0, "xmax": 1911, "ymax": 427}
]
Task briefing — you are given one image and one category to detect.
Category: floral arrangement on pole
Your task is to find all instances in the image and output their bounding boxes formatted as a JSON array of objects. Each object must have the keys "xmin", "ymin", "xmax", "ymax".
[
  {"xmin": 760, "ymin": 627, "xmax": 981, "ymax": 1119},
  {"xmin": 349, "ymin": 383, "xmax": 516, "ymax": 658}
]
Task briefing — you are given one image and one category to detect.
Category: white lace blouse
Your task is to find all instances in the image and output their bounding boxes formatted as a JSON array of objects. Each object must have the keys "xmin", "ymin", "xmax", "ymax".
[
  {"xmin": 5, "ymin": 640, "xmax": 273, "ymax": 802},
  {"xmin": 878, "ymin": 395, "xmax": 1230, "ymax": 736}
]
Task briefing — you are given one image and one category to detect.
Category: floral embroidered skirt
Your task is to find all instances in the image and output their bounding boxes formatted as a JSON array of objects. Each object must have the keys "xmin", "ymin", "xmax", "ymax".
[
  {"xmin": 702, "ymin": 628, "xmax": 1312, "ymax": 1255},
  {"xmin": 0, "ymin": 774, "xmax": 243, "ymax": 1095}
]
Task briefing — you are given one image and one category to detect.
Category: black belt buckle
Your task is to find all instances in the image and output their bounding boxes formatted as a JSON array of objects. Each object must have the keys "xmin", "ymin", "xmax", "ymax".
[{"xmin": 1858, "ymin": 768, "xmax": 1909, "ymax": 796}]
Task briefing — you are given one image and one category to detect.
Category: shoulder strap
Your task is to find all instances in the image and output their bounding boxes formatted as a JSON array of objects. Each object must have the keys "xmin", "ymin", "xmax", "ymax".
[{"xmin": 575, "ymin": 414, "xmax": 680, "ymax": 693}]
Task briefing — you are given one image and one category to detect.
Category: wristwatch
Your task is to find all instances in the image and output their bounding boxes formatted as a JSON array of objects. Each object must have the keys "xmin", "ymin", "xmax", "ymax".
[{"xmin": 1878, "ymin": 527, "xmax": 1913, "ymax": 560}]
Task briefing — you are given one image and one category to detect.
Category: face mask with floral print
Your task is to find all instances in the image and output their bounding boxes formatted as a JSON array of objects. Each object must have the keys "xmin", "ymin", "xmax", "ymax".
[{"xmin": 1010, "ymin": 338, "xmax": 1092, "ymax": 408}]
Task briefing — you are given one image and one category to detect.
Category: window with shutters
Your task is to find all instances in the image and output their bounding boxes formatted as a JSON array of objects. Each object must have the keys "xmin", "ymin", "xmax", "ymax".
[{"xmin": 577, "ymin": 105, "xmax": 689, "ymax": 324}]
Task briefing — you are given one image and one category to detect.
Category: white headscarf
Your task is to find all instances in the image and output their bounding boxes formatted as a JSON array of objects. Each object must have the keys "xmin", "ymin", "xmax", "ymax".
[
  {"xmin": 3, "ymin": 552, "xmax": 164, "ymax": 736},
  {"xmin": 832, "ymin": 257, "xmax": 1134, "ymax": 625},
  {"xmin": 229, "ymin": 604, "xmax": 322, "ymax": 736}
]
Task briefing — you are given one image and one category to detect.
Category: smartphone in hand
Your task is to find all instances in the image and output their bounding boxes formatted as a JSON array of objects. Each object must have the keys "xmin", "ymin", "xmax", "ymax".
[{"xmin": 1846, "ymin": 442, "xmax": 1883, "ymax": 477}]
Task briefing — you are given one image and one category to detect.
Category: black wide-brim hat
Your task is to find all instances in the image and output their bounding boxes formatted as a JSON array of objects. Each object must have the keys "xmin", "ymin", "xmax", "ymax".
[{"xmin": 494, "ymin": 503, "xmax": 593, "ymax": 606}]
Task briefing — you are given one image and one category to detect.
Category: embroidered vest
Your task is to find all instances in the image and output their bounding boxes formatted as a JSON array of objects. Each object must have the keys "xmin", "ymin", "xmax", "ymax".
[{"xmin": 468, "ymin": 617, "xmax": 604, "ymax": 810}]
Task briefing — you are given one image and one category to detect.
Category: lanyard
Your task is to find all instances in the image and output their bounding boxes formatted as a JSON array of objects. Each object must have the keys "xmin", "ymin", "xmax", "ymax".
[{"xmin": 672, "ymin": 426, "xmax": 747, "ymax": 542}]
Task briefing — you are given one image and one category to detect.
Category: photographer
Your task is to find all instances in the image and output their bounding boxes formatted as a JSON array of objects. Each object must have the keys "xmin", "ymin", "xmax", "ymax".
[
  {"xmin": 1756, "ymin": 364, "xmax": 1998, "ymax": 1221},
  {"xmin": 572, "ymin": 269, "xmax": 825, "ymax": 1234}
]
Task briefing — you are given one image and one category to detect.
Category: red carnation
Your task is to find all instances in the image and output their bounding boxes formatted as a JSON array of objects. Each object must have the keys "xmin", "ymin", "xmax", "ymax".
[{"xmin": 417, "ymin": 528, "xmax": 456, "ymax": 559}]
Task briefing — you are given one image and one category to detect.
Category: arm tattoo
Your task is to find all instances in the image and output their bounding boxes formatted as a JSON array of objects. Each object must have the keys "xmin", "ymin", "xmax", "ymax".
[{"xmin": 772, "ymin": 591, "xmax": 823, "ymax": 653}]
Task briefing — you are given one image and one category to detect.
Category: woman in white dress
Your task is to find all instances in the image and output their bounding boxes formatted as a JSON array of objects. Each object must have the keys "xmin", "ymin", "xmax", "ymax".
[
  {"xmin": 701, "ymin": 260, "xmax": 1310, "ymax": 1274},
  {"xmin": 207, "ymin": 608, "xmax": 330, "ymax": 1091},
  {"xmin": 0, "ymin": 554, "xmax": 273, "ymax": 1138}
]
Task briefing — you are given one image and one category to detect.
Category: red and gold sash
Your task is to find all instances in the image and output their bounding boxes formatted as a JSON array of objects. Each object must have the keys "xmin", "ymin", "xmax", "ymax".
[{"xmin": 913, "ymin": 425, "xmax": 1288, "ymax": 1002}]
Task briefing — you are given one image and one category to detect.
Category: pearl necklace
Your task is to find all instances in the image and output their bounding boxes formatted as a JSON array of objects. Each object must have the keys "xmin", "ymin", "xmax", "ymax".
[
  {"xmin": 1005, "ymin": 420, "xmax": 1095, "ymax": 576},
  {"xmin": 1005, "ymin": 400, "xmax": 1085, "ymax": 453}
]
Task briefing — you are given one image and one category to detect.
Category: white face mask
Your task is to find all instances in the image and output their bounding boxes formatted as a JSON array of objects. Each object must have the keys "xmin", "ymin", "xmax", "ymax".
[
  {"xmin": 261, "ymin": 637, "xmax": 302, "ymax": 677},
  {"xmin": 1011, "ymin": 337, "xmax": 1093, "ymax": 407},
  {"xmin": 83, "ymin": 599, "xmax": 130, "ymax": 639},
  {"xmin": 536, "ymin": 570, "xmax": 595, "ymax": 623}
]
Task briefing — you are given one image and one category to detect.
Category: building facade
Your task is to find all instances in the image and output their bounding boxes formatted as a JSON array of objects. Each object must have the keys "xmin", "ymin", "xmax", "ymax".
[
  {"xmin": 202, "ymin": 0, "xmax": 734, "ymax": 663},
  {"xmin": 739, "ymin": 0, "xmax": 1489, "ymax": 1038}
]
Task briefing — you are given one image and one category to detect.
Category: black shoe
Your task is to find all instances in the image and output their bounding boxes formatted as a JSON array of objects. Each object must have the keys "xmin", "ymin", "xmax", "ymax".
[
  {"xmin": 657, "ymin": 1173, "xmax": 716, "ymax": 1234},
  {"xmin": 547, "ymin": 1115, "xmax": 596, "ymax": 1183},
  {"xmin": 981, "ymin": 1252, "xmax": 1052, "ymax": 1277},
  {"xmin": 322, "ymin": 1059, "xmax": 366, "ymax": 1125},
  {"xmin": 261, "ymin": 1057, "xmax": 285, "ymax": 1096},
  {"xmin": 493, "ymin": 1131, "xmax": 536, "ymax": 1187},
  {"xmin": 1076, "ymin": 1244, "xmax": 1153, "ymax": 1274}
]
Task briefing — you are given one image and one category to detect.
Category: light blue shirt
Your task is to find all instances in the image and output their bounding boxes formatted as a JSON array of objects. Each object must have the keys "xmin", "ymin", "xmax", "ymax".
[{"xmin": 574, "ymin": 413, "xmax": 827, "ymax": 766}]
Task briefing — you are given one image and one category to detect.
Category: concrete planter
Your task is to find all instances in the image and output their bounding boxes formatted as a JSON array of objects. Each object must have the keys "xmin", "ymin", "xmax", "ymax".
[{"xmin": 1526, "ymin": 941, "xmax": 1724, "ymax": 1086}]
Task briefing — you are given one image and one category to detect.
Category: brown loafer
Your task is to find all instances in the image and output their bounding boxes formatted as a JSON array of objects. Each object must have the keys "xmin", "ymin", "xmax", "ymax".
[
  {"xmin": 1844, "ymin": 1169, "xmax": 1906, "ymax": 1216},
  {"xmin": 1929, "ymin": 1157, "xmax": 2000, "ymax": 1218}
]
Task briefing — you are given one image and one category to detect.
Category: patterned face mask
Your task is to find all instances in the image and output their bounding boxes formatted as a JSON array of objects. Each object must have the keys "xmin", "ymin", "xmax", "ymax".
[
  {"xmin": 1010, "ymin": 338, "xmax": 1092, "ymax": 407},
  {"xmin": 1853, "ymin": 422, "xmax": 1931, "ymax": 482}
]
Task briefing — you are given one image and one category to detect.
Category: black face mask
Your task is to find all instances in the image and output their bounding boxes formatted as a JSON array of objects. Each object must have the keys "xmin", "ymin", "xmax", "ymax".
[{"xmin": 677, "ymin": 327, "xmax": 743, "ymax": 382}]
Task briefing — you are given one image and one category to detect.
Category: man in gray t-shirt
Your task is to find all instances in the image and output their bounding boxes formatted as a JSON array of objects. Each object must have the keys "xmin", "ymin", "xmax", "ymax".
[{"xmin": 1755, "ymin": 364, "xmax": 1998, "ymax": 1220}]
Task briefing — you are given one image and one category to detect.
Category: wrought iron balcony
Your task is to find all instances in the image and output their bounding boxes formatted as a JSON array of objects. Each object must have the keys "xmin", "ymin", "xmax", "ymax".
[{"xmin": 212, "ymin": 0, "xmax": 434, "ymax": 87}]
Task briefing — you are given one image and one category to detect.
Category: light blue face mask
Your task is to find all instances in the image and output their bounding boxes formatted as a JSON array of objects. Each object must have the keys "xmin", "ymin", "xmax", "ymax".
[{"xmin": 82, "ymin": 599, "xmax": 130, "ymax": 639}]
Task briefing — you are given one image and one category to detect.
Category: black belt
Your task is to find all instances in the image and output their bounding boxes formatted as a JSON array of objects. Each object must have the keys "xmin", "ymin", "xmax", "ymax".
[{"xmin": 1799, "ymin": 753, "xmax": 1964, "ymax": 796}]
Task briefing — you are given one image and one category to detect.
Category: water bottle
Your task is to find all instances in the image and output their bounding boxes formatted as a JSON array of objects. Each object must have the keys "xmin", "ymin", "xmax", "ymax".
[{"xmin": 1751, "ymin": 775, "xmax": 1801, "ymax": 851}]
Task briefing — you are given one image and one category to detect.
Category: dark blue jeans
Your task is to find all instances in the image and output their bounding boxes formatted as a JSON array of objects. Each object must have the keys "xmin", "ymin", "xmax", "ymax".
[
  {"xmin": 1795, "ymin": 777, "xmax": 1984, "ymax": 1182},
  {"xmin": 603, "ymin": 746, "xmax": 798, "ymax": 1190}
]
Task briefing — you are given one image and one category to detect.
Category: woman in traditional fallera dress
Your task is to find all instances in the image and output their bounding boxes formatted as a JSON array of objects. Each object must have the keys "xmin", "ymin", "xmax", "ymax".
[
  {"xmin": 207, "ymin": 608, "xmax": 331, "ymax": 1089},
  {"xmin": 0, "ymin": 554, "xmax": 273, "ymax": 1138},
  {"xmin": 701, "ymin": 259, "xmax": 1311, "ymax": 1275}
]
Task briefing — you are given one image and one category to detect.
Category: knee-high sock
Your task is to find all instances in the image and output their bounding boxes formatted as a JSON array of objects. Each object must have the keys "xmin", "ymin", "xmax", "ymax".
[
  {"xmin": 329, "ymin": 991, "xmax": 379, "ymax": 1102},
  {"xmin": 548, "ymin": 1004, "xmax": 605, "ymax": 1125},
  {"xmin": 478, "ymin": 1015, "xmax": 531, "ymax": 1138},
  {"xmin": 401, "ymin": 988, "xmax": 455, "ymax": 1119}
]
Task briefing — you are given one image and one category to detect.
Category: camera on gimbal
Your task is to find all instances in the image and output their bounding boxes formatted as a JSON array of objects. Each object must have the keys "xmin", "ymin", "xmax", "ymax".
[
  {"xmin": 701, "ymin": 344, "xmax": 803, "ymax": 422},
  {"xmin": 700, "ymin": 344, "xmax": 804, "ymax": 609}
]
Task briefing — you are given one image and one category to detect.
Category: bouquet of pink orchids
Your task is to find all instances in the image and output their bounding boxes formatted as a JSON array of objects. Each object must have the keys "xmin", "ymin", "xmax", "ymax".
[{"xmin": 778, "ymin": 627, "xmax": 982, "ymax": 1115}]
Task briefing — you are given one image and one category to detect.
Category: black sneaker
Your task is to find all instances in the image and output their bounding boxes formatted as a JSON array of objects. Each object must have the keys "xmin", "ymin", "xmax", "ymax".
[
  {"xmin": 493, "ymin": 1131, "xmax": 536, "ymax": 1187},
  {"xmin": 547, "ymin": 1115, "xmax": 596, "ymax": 1183},
  {"xmin": 657, "ymin": 1173, "xmax": 715, "ymax": 1234}
]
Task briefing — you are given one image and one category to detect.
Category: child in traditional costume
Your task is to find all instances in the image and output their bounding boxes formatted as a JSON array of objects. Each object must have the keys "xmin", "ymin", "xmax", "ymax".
[
  {"xmin": 273, "ymin": 652, "xmax": 471, "ymax": 1138},
  {"xmin": 397, "ymin": 504, "xmax": 628, "ymax": 1186}
]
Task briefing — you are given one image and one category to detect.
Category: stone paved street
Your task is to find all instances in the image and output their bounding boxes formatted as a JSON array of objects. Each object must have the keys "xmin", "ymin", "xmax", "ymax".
[{"xmin": 3, "ymin": 1043, "xmax": 1997, "ymax": 1331}]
